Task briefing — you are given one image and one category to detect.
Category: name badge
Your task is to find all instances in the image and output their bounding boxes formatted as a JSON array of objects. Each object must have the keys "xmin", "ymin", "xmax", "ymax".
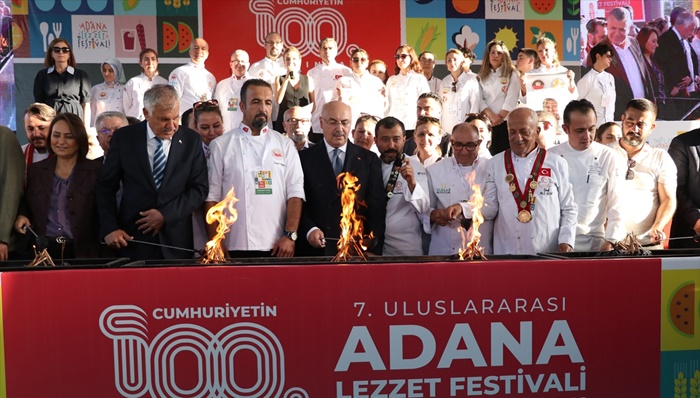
[{"xmin": 254, "ymin": 170, "xmax": 273, "ymax": 195}]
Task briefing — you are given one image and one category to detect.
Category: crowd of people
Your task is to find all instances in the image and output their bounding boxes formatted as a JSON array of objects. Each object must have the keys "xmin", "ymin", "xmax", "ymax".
[{"xmin": 2, "ymin": 5, "xmax": 700, "ymax": 263}]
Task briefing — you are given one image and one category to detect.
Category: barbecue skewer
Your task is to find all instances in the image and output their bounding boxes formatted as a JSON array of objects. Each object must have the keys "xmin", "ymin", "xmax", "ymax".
[{"xmin": 101, "ymin": 239, "xmax": 203, "ymax": 255}]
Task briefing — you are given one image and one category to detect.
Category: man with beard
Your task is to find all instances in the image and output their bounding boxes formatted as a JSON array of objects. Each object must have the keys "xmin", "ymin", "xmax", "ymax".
[
  {"xmin": 214, "ymin": 49, "xmax": 251, "ymax": 132},
  {"xmin": 22, "ymin": 103, "xmax": 55, "ymax": 169},
  {"xmin": 206, "ymin": 79, "xmax": 305, "ymax": 257},
  {"xmin": 428, "ymin": 123, "xmax": 493, "ymax": 255},
  {"xmin": 282, "ymin": 106, "xmax": 313, "ymax": 151},
  {"xmin": 375, "ymin": 116, "xmax": 430, "ymax": 256},
  {"xmin": 168, "ymin": 38, "xmax": 217, "ymax": 117},
  {"xmin": 610, "ymin": 98, "xmax": 677, "ymax": 248},
  {"xmin": 549, "ymin": 99, "xmax": 626, "ymax": 251}
]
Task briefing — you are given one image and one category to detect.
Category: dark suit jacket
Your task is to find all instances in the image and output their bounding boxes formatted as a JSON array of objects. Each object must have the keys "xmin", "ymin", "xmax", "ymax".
[
  {"xmin": 668, "ymin": 129, "xmax": 700, "ymax": 248},
  {"xmin": 654, "ymin": 28, "xmax": 698, "ymax": 95},
  {"xmin": 299, "ymin": 140, "xmax": 386, "ymax": 256},
  {"xmin": 597, "ymin": 36, "xmax": 655, "ymax": 119},
  {"xmin": 21, "ymin": 157, "xmax": 102, "ymax": 258},
  {"xmin": 96, "ymin": 121, "xmax": 209, "ymax": 260}
]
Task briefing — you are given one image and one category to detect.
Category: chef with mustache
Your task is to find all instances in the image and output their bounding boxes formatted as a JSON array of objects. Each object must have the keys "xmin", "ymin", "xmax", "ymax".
[
  {"xmin": 609, "ymin": 98, "xmax": 677, "ymax": 248},
  {"xmin": 206, "ymin": 79, "xmax": 305, "ymax": 258}
]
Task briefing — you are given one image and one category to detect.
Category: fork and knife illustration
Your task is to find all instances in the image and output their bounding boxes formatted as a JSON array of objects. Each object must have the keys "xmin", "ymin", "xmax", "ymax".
[{"xmin": 40, "ymin": 22, "xmax": 63, "ymax": 52}]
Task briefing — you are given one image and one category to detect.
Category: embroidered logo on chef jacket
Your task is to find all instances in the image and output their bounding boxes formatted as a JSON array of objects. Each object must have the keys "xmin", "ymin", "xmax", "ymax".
[
  {"xmin": 272, "ymin": 148, "xmax": 283, "ymax": 159},
  {"xmin": 436, "ymin": 183, "xmax": 450, "ymax": 194}
]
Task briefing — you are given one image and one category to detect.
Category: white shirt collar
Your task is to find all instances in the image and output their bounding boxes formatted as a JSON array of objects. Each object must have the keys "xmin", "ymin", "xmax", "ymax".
[
  {"xmin": 323, "ymin": 138, "xmax": 348, "ymax": 154},
  {"xmin": 47, "ymin": 65, "xmax": 75, "ymax": 74}
]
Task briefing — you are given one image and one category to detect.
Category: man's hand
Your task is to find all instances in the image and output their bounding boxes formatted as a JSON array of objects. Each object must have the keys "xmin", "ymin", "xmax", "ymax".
[
  {"xmin": 400, "ymin": 157, "xmax": 416, "ymax": 190},
  {"xmin": 430, "ymin": 209, "xmax": 450, "ymax": 226},
  {"xmin": 445, "ymin": 204, "xmax": 463, "ymax": 220},
  {"xmin": 136, "ymin": 209, "xmax": 165, "ymax": 236},
  {"xmin": 693, "ymin": 219, "xmax": 700, "ymax": 235},
  {"xmin": 105, "ymin": 229, "xmax": 133, "ymax": 249},
  {"xmin": 0, "ymin": 242, "xmax": 8, "ymax": 261},
  {"xmin": 13, "ymin": 215, "xmax": 30, "ymax": 234},
  {"xmin": 271, "ymin": 236, "xmax": 295, "ymax": 257},
  {"xmin": 600, "ymin": 241, "xmax": 615, "ymax": 251},
  {"xmin": 649, "ymin": 227, "xmax": 666, "ymax": 243},
  {"xmin": 558, "ymin": 243, "xmax": 573, "ymax": 253},
  {"xmin": 308, "ymin": 229, "xmax": 326, "ymax": 249}
]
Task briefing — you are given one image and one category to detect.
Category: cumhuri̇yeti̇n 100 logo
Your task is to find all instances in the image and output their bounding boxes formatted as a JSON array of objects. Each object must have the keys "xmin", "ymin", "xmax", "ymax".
[{"xmin": 99, "ymin": 305, "xmax": 307, "ymax": 398}]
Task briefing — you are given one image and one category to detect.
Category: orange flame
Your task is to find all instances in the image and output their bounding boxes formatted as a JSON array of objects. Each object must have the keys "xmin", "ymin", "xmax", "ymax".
[
  {"xmin": 200, "ymin": 187, "xmax": 239, "ymax": 264},
  {"xmin": 332, "ymin": 172, "xmax": 368, "ymax": 262},
  {"xmin": 458, "ymin": 181, "xmax": 487, "ymax": 261}
]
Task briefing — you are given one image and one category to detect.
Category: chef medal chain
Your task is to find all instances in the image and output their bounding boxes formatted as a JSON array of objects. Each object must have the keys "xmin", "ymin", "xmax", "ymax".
[
  {"xmin": 385, "ymin": 153, "xmax": 405, "ymax": 200},
  {"xmin": 503, "ymin": 148, "xmax": 547, "ymax": 223}
]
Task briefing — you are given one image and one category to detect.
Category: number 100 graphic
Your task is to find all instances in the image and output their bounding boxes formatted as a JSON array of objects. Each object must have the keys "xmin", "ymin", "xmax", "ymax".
[{"xmin": 99, "ymin": 305, "xmax": 308, "ymax": 398}]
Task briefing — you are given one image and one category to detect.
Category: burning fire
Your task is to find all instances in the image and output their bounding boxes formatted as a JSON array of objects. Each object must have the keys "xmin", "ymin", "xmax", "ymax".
[
  {"xmin": 200, "ymin": 187, "xmax": 239, "ymax": 264},
  {"xmin": 458, "ymin": 183, "xmax": 487, "ymax": 260},
  {"xmin": 332, "ymin": 172, "xmax": 370, "ymax": 262}
]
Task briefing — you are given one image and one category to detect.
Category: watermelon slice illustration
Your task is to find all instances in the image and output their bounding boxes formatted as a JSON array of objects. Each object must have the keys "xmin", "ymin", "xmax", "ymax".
[
  {"xmin": 530, "ymin": 0, "xmax": 555, "ymax": 14},
  {"xmin": 178, "ymin": 22, "xmax": 194, "ymax": 53},
  {"xmin": 163, "ymin": 21, "xmax": 177, "ymax": 53},
  {"xmin": 669, "ymin": 281, "xmax": 695, "ymax": 337}
]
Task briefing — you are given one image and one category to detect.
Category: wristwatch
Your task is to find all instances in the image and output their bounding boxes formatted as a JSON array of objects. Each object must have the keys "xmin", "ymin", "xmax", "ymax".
[{"xmin": 283, "ymin": 230, "xmax": 297, "ymax": 241}]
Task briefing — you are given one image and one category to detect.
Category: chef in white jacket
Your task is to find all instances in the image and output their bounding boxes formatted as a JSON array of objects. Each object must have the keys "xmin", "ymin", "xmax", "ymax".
[
  {"xmin": 214, "ymin": 49, "xmax": 251, "ymax": 132},
  {"xmin": 482, "ymin": 107, "xmax": 577, "ymax": 255},
  {"xmin": 440, "ymin": 49, "xmax": 481, "ymax": 134},
  {"xmin": 427, "ymin": 123, "xmax": 492, "ymax": 255},
  {"xmin": 168, "ymin": 38, "xmax": 217, "ymax": 117},
  {"xmin": 549, "ymin": 99, "xmax": 626, "ymax": 251},
  {"xmin": 376, "ymin": 117, "xmax": 430, "ymax": 256},
  {"xmin": 309, "ymin": 37, "xmax": 352, "ymax": 137}
]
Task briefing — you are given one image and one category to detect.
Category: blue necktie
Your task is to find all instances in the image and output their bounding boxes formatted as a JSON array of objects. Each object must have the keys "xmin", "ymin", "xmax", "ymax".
[
  {"xmin": 153, "ymin": 137, "xmax": 166, "ymax": 189},
  {"xmin": 332, "ymin": 148, "xmax": 343, "ymax": 175}
]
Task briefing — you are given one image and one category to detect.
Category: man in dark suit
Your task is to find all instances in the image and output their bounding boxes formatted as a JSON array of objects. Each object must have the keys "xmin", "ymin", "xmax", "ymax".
[
  {"xmin": 97, "ymin": 84, "xmax": 209, "ymax": 260},
  {"xmin": 654, "ymin": 11, "xmax": 699, "ymax": 118},
  {"xmin": 589, "ymin": 7, "xmax": 655, "ymax": 119},
  {"xmin": 299, "ymin": 101, "xmax": 385, "ymax": 256},
  {"xmin": 668, "ymin": 128, "xmax": 700, "ymax": 248}
]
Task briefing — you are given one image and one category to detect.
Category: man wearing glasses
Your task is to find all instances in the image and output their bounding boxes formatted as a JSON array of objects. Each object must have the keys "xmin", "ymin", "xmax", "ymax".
[
  {"xmin": 214, "ymin": 49, "xmax": 251, "ymax": 132},
  {"xmin": 334, "ymin": 48, "xmax": 386, "ymax": 126},
  {"xmin": 282, "ymin": 106, "xmax": 313, "ymax": 151},
  {"xmin": 610, "ymin": 98, "xmax": 677, "ymax": 249},
  {"xmin": 427, "ymin": 123, "xmax": 493, "ymax": 255},
  {"xmin": 249, "ymin": 32, "xmax": 286, "ymax": 86},
  {"xmin": 549, "ymin": 100, "xmax": 626, "ymax": 251},
  {"xmin": 95, "ymin": 111, "xmax": 128, "ymax": 159},
  {"xmin": 299, "ymin": 101, "xmax": 385, "ymax": 256},
  {"xmin": 309, "ymin": 37, "xmax": 352, "ymax": 141},
  {"xmin": 168, "ymin": 38, "xmax": 217, "ymax": 117}
]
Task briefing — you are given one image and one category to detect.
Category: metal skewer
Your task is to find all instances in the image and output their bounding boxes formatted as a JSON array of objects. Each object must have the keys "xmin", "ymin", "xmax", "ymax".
[
  {"xmin": 102, "ymin": 239, "xmax": 202, "ymax": 254},
  {"xmin": 664, "ymin": 235, "xmax": 700, "ymax": 242}
]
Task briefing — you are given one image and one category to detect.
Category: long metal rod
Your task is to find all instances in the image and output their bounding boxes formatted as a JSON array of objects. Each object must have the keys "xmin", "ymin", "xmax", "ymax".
[
  {"xmin": 664, "ymin": 235, "xmax": 700, "ymax": 242},
  {"xmin": 102, "ymin": 239, "xmax": 200, "ymax": 254}
]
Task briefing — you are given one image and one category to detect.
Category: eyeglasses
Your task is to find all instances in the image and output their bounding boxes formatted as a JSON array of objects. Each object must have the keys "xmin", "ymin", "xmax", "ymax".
[
  {"xmin": 52, "ymin": 47, "xmax": 70, "ymax": 53},
  {"xmin": 451, "ymin": 81, "xmax": 458, "ymax": 93},
  {"xmin": 99, "ymin": 128, "xmax": 116, "ymax": 135},
  {"xmin": 322, "ymin": 117, "xmax": 352, "ymax": 128},
  {"xmin": 193, "ymin": 99, "xmax": 219, "ymax": 110},
  {"xmin": 352, "ymin": 57, "xmax": 368, "ymax": 63},
  {"xmin": 286, "ymin": 118, "xmax": 310, "ymax": 125},
  {"xmin": 394, "ymin": 54, "xmax": 410, "ymax": 60},
  {"xmin": 265, "ymin": 41, "xmax": 283, "ymax": 46},
  {"xmin": 625, "ymin": 159, "xmax": 636, "ymax": 180},
  {"xmin": 451, "ymin": 140, "xmax": 480, "ymax": 151}
]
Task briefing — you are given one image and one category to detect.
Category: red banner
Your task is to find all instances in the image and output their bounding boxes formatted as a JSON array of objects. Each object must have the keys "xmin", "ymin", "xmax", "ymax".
[{"xmin": 1, "ymin": 259, "xmax": 660, "ymax": 397}]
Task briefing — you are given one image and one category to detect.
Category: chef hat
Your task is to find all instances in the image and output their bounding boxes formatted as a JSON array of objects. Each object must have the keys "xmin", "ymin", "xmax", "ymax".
[{"xmin": 103, "ymin": 58, "xmax": 126, "ymax": 84}]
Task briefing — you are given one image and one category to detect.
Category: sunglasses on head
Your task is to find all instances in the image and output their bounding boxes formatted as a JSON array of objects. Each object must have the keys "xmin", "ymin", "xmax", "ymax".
[
  {"xmin": 359, "ymin": 112, "xmax": 380, "ymax": 122},
  {"xmin": 193, "ymin": 99, "xmax": 219, "ymax": 110},
  {"xmin": 52, "ymin": 46, "xmax": 70, "ymax": 54},
  {"xmin": 394, "ymin": 54, "xmax": 410, "ymax": 60}
]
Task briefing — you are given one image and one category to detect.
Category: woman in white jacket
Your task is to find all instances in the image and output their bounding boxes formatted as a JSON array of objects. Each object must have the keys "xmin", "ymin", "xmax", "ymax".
[{"xmin": 385, "ymin": 44, "xmax": 430, "ymax": 130}]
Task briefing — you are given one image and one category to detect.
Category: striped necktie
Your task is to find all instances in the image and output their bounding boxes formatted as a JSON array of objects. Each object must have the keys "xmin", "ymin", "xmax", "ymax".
[{"xmin": 153, "ymin": 137, "xmax": 166, "ymax": 189}]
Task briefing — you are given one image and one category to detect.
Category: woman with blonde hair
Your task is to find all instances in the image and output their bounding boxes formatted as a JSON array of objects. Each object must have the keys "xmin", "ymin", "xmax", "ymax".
[
  {"xmin": 386, "ymin": 44, "xmax": 430, "ymax": 130},
  {"xmin": 274, "ymin": 46, "xmax": 315, "ymax": 132},
  {"xmin": 531, "ymin": 37, "xmax": 577, "ymax": 95},
  {"xmin": 477, "ymin": 40, "xmax": 520, "ymax": 154}
]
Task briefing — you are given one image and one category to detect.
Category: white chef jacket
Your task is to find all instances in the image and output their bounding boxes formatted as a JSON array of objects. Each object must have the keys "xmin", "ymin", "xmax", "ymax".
[
  {"xmin": 309, "ymin": 61, "xmax": 353, "ymax": 134},
  {"xmin": 576, "ymin": 69, "xmax": 616, "ymax": 124},
  {"xmin": 248, "ymin": 57, "xmax": 286, "ymax": 87},
  {"xmin": 123, "ymin": 73, "xmax": 169, "ymax": 120},
  {"xmin": 479, "ymin": 67, "xmax": 520, "ymax": 115},
  {"xmin": 214, "ymin": 74, "xmax": 250, "ymax": 132},
  {"xmin": 381, "ymin": 155, "xmax": 431, "ymax": 256},
  {"xmin": 90, "ymin": 82, "xmax": 124, "ymax": 126},
  {"xmin": 440, "ymin": 72, "xmax": 481, "ymax": 134},
  {"xmin": 427, "ymin": 75, "xmax": 441, "ymax": 95},
  {"xmin": 610, "ymin": 141, "xmax": 677, "ymax": 245},
  {"xmin": 168, "ymin": 61, "xmax": 217, "ymax": 116},
  {"xmin": 386, "ymin": 71, "xmax": 431, "ymax": 130},
  {"xmin": 207, "ymin": 123, "xmax": 305, "ymax": 251},
  {"xmin": 549, "ymin": 141, "xmax": 626, "ymax": 251},
  {"xmin": 334, "ymin": 71, "xmax": 386, "ymax": 124},
  {"xmin": 483, "ymin": 148, "xmax": 578, "ymax": 255},
  {"xmin": 426, "ymin": 156, "xmax": 493, "ymax": 255}
]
